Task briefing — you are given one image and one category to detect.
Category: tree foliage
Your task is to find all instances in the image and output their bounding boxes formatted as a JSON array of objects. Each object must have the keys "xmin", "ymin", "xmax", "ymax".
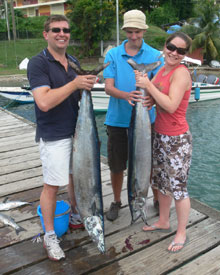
[
  {"xmin": 148, "ymin": 3, "xmax": 178, "ymax": 26},
  {"xmin": 160, "ymin": 0, "xmax": 194, "ymax": 20},
  {"xmin": 182, "ymin": 0, "xmax": 220, "ymax": 61},
  {"xmin": 66, "ymin": 0, "xmax": 115, "ymax": 56},
  {"xmin": 120, "ymin": 0, "xmax": 158, "ymax": 13}
]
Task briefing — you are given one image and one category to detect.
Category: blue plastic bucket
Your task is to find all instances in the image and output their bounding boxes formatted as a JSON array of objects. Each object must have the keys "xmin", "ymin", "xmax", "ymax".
[{"xmin": 37, "ymin": 200, "xmax": 70, "ymax": 237}]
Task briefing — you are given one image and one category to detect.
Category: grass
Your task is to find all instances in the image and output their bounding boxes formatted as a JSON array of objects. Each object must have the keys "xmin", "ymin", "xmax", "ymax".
[
  {"xmin": 0, "ymin": 39, "xmax": 47, "ymax": 70},
  {"xmin": 0, "ymin": 25, "xmax": 169, "ymax": 75},
  {"xmin": 0, "ymin": 38, "xmax": 101, "ymax": 75}
]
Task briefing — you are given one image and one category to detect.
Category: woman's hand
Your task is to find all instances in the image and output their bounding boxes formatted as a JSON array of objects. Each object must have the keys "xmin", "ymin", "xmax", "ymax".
[
  {"xmin": 142, "ymin": 95, "xmax": 154, "ymax": 109},
  {"xmin": 134, "ymin": 70, "xmax": 150, "ymax": 89}
]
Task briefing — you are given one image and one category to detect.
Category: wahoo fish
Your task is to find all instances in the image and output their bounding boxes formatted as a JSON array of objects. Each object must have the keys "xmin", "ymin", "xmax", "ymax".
[
  {"xmin": 0, "ymin": 197, "xmax": 32, "ymax": 211},
  {"xmin": 0, "ymin": 212, "xmax": 26, "ymax": 235},
  {"xmin": 127, "ymin": 59, "xmax": 161, "ymax": 224},
  {"xmin": 69, "ymin": 61, "xmax": 109, "ymax": 253}
]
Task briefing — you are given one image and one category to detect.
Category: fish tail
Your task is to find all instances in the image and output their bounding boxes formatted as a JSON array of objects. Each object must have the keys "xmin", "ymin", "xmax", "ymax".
[
  {"xmin": 131, "ymin": 212, "xmax": 141, "ymax": 224},
  {"xmin": 15, "ymin": 225, "xmax": 26, "ymax": 235},
  {"xmin": 3, "ymin": 197, "xmax": 9, "ymax": 203}
]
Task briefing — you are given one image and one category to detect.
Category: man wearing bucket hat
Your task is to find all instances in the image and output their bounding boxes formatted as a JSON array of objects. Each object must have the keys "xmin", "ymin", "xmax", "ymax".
[
  {"xmin": 103, "ymin": 9, "xmax": 164, "ymax": 221},
  {"xmin": 28, "ymin": 15, "xmax": 96, "ymax": 261}
]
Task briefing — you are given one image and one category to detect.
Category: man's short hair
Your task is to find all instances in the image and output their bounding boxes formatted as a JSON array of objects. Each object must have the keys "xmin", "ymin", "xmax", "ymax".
[{"xmin": 44, "ymin": 15, "xmax": 69, "ymax": 32}]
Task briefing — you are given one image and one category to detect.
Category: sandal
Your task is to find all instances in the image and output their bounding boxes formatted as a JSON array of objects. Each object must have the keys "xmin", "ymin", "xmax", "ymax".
[{"xmin": 167, "ymin": 237, "xmax": 189, "ymax": 253}]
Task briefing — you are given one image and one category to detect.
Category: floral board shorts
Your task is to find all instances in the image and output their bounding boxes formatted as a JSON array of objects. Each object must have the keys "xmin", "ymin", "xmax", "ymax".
[{"xmin": 152, "ymin": 131, "xmax": 192, "ymax": 200}]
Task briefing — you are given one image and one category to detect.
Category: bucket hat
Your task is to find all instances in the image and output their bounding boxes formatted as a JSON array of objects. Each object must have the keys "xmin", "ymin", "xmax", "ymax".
[{"xmin": 121, "ymin": 10, "xmax": 148, "ymax": 30}]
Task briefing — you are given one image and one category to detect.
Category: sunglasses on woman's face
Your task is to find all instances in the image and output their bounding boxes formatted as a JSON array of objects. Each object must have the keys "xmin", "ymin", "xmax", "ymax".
[
  {"xmin": 166, "ymin": 42, "xmax": 188, "ymax": 55},
  {"xmin": 49, "ymin": 27, "xmax": 71, "ymax": 34}
]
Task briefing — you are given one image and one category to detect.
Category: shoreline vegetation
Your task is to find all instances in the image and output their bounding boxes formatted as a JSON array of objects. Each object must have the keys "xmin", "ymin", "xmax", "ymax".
[{"xmin": 1, "ymin": 64, "xmax": 220, "ymax": 85}]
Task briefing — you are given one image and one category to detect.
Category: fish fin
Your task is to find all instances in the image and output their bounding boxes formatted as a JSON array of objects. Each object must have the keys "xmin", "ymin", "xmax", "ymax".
[
  {"xmin": 91, "ymin": 201, "xmax": 96, "ymax": 215},
  {"xmin": 3, "ymin": 197, "xmax": 9, "ymax": 203},
  {"xmin": 15, "ymin": 226, "xmax": 26, "ymax": 235},
  {"xmin": 131, "ymin": 214, "xmax": 141, "ymax": 225},
  {"xmin": 32, "ymin": 233, "xmax": 42, "ymax": 243}
]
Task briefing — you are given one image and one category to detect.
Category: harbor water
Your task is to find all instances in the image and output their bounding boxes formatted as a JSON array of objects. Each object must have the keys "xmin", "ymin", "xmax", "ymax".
[{"xmin": 0, "ymin": 94, "xmax": 219, "ymax": 212}]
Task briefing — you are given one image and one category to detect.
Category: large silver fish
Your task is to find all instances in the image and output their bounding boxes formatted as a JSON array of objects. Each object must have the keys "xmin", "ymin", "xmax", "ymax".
[
  {"xmin": 127, "ymin": 59, "xmax": 161, "ymax": 224},
  {"xmin": 0, "ymin": 212, "xmax": 26, "ymax": 235},
  {"xmin": 0, "ymin": 197, "xmax": 32, "ymax": 211},
  {"xmin": 69, "ymin": 61, "xmax": 109, "ymax": 253}
]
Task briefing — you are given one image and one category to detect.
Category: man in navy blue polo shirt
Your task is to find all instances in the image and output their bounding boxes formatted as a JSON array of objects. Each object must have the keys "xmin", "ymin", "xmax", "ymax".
[{"xmin": 27, "ymin": 15, "xmax": 96, "ymax": 261}]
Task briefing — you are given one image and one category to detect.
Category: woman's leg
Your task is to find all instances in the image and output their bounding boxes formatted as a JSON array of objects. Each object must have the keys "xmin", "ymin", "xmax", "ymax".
[
  {"xmin": 168, "ymin": 197, "xmax": 190, "ymax": 252},
  {"xmin": 143, "ymin": 191, "xmax": 172, "ymax": 230}
]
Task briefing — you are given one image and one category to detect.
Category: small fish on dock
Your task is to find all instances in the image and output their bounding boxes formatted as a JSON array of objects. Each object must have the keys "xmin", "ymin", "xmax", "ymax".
[
  {"xmin": 0, "ymin": 212, "xmax": 26, "ymax": 235},
  {"xmin": 0, "ymin": 197, "xmax": 32, "ymax": 211},
  {"xmin": 127, "ymin": 59, "xmax": 161, "ymax": 224}
]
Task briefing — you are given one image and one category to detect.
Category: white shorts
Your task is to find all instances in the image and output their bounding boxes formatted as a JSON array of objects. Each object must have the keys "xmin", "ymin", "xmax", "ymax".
[{"xmin": 39, "ymin": 138, "xmax": 73, "ymax": 186}]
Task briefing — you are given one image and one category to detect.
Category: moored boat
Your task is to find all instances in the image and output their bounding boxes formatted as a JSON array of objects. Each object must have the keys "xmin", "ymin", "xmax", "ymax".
[
  {"xmin": 91, "ymin": 82, "xmax": 220, "ymax": 112},
  {"xmin": 0, "ymin": 87, "xmax": 34, "ymax": 104},
  {"xmin": 1, "ymin": 81, "xmax": 220, "ymax": 111}
]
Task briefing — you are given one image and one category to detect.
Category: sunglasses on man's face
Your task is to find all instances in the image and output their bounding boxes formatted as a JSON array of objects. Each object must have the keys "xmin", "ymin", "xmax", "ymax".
[
  {"xmin": 49, "ymin": 27, "xmax": 71, "ymax": 34},
  {"xmin": 166, "ymin": 42, "xmax": 188, "ymax": 55}
]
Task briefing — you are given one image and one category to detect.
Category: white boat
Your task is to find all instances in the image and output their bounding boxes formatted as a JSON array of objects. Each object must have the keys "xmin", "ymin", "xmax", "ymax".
[
  {"xmin": 0, "ymin": 86, "xmax": 34, "ymax": 104},
  {"xmin": 91, "ymin": 82, "xmax": 220, "ymax": 112},
  {"xmin": 1, "ymin": 81, "xmax": 220, "ymax": 112}
]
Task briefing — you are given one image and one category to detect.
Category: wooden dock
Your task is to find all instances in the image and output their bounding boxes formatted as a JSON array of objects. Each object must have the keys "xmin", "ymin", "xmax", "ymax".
[{"xmin": 0, "ymin": 107, "xmax": 220, "ymax": 275}]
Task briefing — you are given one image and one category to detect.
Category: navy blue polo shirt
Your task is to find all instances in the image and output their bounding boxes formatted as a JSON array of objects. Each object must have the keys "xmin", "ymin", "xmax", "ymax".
[{"xmin": 27, "ymin": 48, "xmax": 80, "ymax": 142}]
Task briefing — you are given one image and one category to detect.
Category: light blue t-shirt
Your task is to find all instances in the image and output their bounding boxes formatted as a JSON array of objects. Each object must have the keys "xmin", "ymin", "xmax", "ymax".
[{"xmin": 103, "ymin": 39, "xmax": 164, "ymax": 127}]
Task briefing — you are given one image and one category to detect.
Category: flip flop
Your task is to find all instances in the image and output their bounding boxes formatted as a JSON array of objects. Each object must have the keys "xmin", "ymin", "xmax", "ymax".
[
  {"xmin": 142, "ymin": 224, "xmax": 172, "ymax": 233},
  {"xmin": 167, "ymin": 237, "xmax": 189, "ymax": 253}
]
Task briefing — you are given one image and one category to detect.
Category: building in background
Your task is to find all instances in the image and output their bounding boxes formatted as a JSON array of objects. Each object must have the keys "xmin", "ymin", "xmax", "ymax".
[{"xmin": 14, "ymin": 0, "xmax": 68, "ymax": 17}]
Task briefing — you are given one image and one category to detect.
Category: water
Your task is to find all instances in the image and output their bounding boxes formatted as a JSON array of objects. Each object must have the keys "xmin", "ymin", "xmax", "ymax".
[{"xmin": 0, "ymin": 95, "xmax": 219, "ymax": 212}]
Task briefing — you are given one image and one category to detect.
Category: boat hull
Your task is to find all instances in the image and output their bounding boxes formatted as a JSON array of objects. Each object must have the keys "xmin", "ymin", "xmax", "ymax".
[
  {"xmin": 0, "ymin": 87, "xmax": 34, "ymax": 104},
  {"xmin": 91, "ymin": 83, "xmax": 220, "ymax": 112},
  {"xmin": 1, "ymin": 82, "xmax": 220, "ymax": 109}
]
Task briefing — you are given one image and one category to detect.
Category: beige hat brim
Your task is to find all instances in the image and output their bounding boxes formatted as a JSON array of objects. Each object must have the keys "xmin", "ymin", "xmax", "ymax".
[{"xmin": 121, "ymin": 22, "xmax": 149, "ymax": 30}]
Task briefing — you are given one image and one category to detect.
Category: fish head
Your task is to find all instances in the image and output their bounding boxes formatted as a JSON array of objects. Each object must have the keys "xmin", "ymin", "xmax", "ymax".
[{"xmin": 84, "ymin": 216, "xmax": 105, "ymax": 253}]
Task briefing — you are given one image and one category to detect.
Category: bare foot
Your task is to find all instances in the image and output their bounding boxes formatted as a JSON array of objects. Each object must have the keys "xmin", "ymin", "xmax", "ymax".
[{"xmin": 143, "ymin": 222, "xmax": 170, "ymax": 232}]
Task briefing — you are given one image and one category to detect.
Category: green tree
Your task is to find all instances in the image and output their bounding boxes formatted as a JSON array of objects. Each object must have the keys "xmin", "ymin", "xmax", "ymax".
[
  {"xmin": 67, "ymin": 0, "xmax": 115, "ymax": 57},
  {"xmin": 120, "ymin": 0, "xmax": 158, "ymax": 13},
  {"xmin": 149, "ymin": 2, "xmax": 178, "ymax": 26},
  {"xmin": 182, "ymin": 0, "xmax": 220, "ymax": 62},
  {"xmin": 160, "ymin": 0, "xmax": 194, "ymax": 20}
]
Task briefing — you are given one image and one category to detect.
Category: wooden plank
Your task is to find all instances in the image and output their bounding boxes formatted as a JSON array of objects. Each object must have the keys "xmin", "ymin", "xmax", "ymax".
[
  {"xmin": 0, "ymin": 141, "xmax": 37, "ymax": 153},
  {"xmin": 0, "ymin": 146, "xmax": 38, "ymax": 160},
  {"xmin": 0, "ymin": 120, "xmax": 24, "ymax": 127},
  {"xmin": 0, "ymin": 119, "xmax": 27, "ymax": 126},
  {"xmin": 0, "ymin": 131, "xmax": 35, "ymax": 144},
  {"xmin": 0, "ymin": 135, "xmax": 35, "ymax": 150},
  {"xmin": 0, "ymin": 193, "xmax": 69, "ymax": 229},
  {"xmin": 0, "ymin": 122, "xmax": 30, "ymax": 131},
  {"xmin": 170, "ymin": 245, "xmax": 220, "ymax": 274},
  {"xmin": 0, "ymin": 188, "xmax": 156, "ymax": 230},
  {"xmin": 0, "ymin": 166, "xmax": 42, "ymax": 185},
  {"xmin": 0, "ymin": 176, "xmax": 43, "ymax": 197},
  {"xmin": 0, "ymin": 159, "xmax": 41, "ymax": 175},
  {"xmin": 7, "ymin": 210, "xmax": 207, "ymax": 275},
  {"xmin": 89, "ymin": 218, "xmax": 220, "ymax": 275},
  {"xmin": 0, "ymin": 216, "xmax": 43, "ymax": 249},
  {"xmin": 0, "ymin": 127, "xmax": 34, "ymax": 138},
  {"xmin": 0, "ymin": 151, "xmax": 40, "ymax": 167}
]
